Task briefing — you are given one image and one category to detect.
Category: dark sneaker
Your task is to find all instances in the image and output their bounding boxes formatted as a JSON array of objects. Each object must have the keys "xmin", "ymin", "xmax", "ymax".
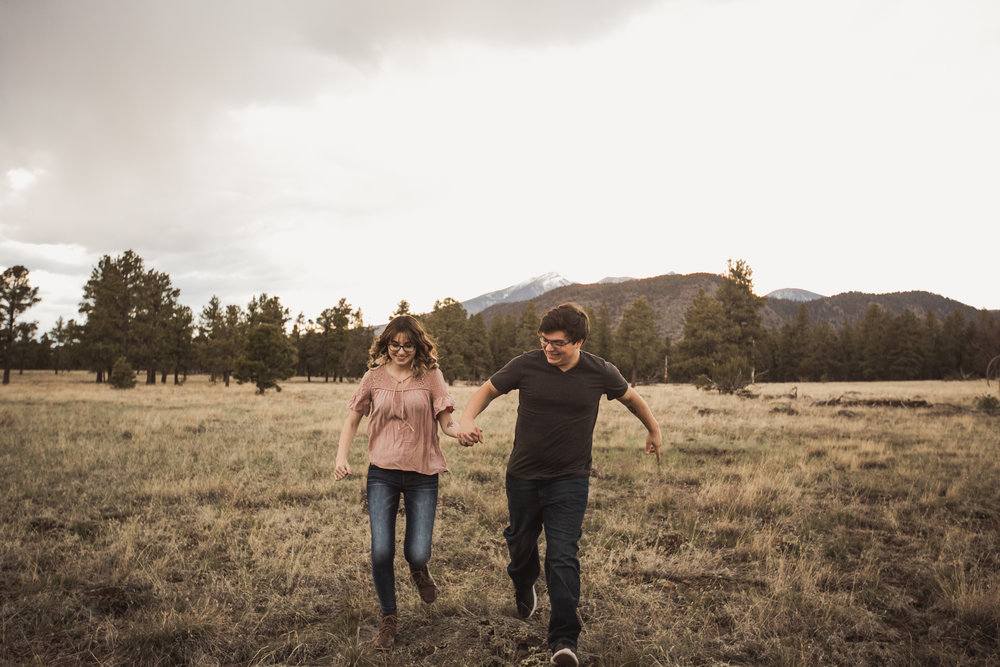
[
  {"xmin": 551, "ymin": 641, "xmax": 579, "ymax": 666},
  {"xmin": 515, "ymin": 584, "xmax": 537, "ymax": 619},
  {"xmin": 373, "ymin": 612, "xmax": 398, "ymax": 651},
  {"xmin": 410, "ymin": 565, "xmax": 438, "ymax": 603}
]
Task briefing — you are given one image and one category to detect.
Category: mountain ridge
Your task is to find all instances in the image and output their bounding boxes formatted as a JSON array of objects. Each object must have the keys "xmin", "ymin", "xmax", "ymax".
[{"xmin": 467, "ymin": 273, "xmax": 990, "ymax": 341}]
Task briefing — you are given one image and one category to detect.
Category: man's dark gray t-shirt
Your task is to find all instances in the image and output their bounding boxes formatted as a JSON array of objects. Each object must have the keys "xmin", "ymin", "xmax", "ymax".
[{"xmin": 489, "ymin": 349, "xmax": 629, "ymax": 480}]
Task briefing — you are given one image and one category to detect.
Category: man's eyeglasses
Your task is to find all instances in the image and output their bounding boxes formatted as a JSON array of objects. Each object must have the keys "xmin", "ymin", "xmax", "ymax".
[
  {"xmin": 388, "ymin": 342, "xmax": 415, "ymax": 352},
  {"xmin": 539, "ymin": 337, "xmax": 572, "ymax": 349}
]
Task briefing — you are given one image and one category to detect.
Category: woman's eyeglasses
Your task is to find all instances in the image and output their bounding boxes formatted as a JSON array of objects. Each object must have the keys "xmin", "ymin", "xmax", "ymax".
[{"xmin": 388, "ymin": 342, "xmax": 415, "ymax": 352}]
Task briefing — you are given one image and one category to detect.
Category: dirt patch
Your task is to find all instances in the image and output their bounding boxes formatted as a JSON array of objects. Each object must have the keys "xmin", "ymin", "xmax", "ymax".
[
  {"xmin": 361, "ymin": 614, "xmax": 550, "ymax": 665},
  {"xmin": 813, "ymin": 397, "xmax": 931, "ymax": 408}
]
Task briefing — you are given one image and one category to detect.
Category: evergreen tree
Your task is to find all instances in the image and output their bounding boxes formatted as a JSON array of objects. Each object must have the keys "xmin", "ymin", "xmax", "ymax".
[
  {"xmin": 922, "ymin": 311, "xmax": 944, "ymax": 379},
  {"xmin": 317, "ymin": 299, "xmax": 355, "ymax": 381},
  {"xmin": 886, "ymin": 310, "xmax": 926, "ymax": 380},
  {"xmin": 515, "ymin": 303, "xmax": 540, "ymax": 354},
  {"xmin": 670, "ymin": 289, "xmax": 741, "ymax": 382},
  {"xmin": 198, "ymin": 300, "xmax": 244, "ymax": 387},
  {"xmin": 967, "ymin": 310, "xmax": 1000, "ymax": 377},
  {"xmin": 802, "ymin": 321, "xmax": 837, "ymax": 381},
  {"xmin": 614, "ymin": 296, "xmax": 664, "ymax": 385},
  {"xmin": 715, "ymin": 259, "xmax": 765, "ymax": 380},
  {"xmin": 1, "ymin": 265, "xmax": 41, "ymax": 384},
  {"xmin": 464, "ymin": 312, "xmax": 493, "ymax": 382},
  {"xmin": 425, "ymin": 298, "xmax": 469, "ymax": 383},
  {"xmin": 391, "ymin": 300, "xmax": 412, "ymax": 318},
  {"xmin": 939, "ymin": 311, "xmax": 970, "ymax": 378},
  {"xmin": 775, "ymin": 305, "xmax": 810, "ymax": 381},
  {"xmin": 163, "ymin": 305, "xmax": 194, "ymax": 384},
  {"xmin": 49, "ymin": 316, "xmax": 71, "ymax": 374},
  {"xmin": 834, "ymin": 320, "xmax": 863, "ymax": 381},
  {"xmin": 487, "ymin": 313, "xmax": 518, "ymax": 373},
  {"xmin": 590, "ymin": 302, "xmax": 614, "ymax": 360},
  {"xmin": 340, "ymin": 309, "xmax": 372, "ymax": 380},
  {"xmin": 10, "ymin": 321, "xmax": 38, "ymax": 377},
  {"xmin": 234, "ymin": 323, "xmax": 298, "ymax": 394},
  {"xmin": 109, "ymin": 356, "xmax": 137, "ymax": 389},
  {"xmin": 247, "ymin": 293, "xmax": 289, "ymax": 331},
  {"xmin": 133, "ymin": 269, "xmax": 181, "ymax": 384},
  {"xmin": 79, "ymin": 250, "xmax": 149, "ymax": 382},
  {"xmin": 859, "ymin": 304, "xmax": 890, "ymax": 380}
]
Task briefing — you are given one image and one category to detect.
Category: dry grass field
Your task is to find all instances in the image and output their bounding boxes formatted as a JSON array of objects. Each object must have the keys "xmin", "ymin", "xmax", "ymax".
[{"xmin": 2, "ymin": 372, "xmax": 998, "ymax": 665}]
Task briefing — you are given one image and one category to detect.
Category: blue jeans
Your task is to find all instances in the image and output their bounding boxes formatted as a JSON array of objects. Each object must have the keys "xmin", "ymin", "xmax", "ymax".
[
  {"xmin": 366, "ymin": 464, "xmax": 439, "ymax": 615},
  {"xmin": 504, "ymin": 474, "xmax": 590, "ymax": 650}
]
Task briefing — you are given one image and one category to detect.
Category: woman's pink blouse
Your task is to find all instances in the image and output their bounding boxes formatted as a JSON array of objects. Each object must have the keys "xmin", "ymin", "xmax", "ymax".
[{"xmin": 347, "ymin": 366, "xmax": 455, "ymax": 475}]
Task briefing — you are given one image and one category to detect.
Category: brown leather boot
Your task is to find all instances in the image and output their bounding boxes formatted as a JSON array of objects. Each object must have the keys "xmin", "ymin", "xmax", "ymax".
[
  {"xmin": 410, "ymin": 565, "xmax": 438, "ymax": 603},
  {"xmin": 373, "ymin": 612, "xmax": 398, "ymax": 651}
]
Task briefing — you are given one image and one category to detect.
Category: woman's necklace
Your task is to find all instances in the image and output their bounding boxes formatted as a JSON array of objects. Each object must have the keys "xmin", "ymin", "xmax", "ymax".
[{"xmin": 388, "ymin": 369, "xmax": 413, "ymax": 385}]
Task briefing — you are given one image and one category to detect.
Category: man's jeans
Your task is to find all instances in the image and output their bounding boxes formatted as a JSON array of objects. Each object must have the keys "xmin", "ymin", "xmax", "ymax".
[
  {"xmin": 504, "ymin": 474, "xmax": 589, "ymax": 649},
  {"xmin": 366, "ymin": 464, "xmax": 438, "ymax": 615}
]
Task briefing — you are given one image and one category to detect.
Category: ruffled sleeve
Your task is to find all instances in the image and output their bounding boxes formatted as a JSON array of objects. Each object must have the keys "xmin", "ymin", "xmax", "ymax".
[
  {"xmin": 346, "ymin": 369, "xmax": 375, "ymax": 416},
  {"xmin": 428, "ymin": 368, "xmax": 455, "ymax": 417}
]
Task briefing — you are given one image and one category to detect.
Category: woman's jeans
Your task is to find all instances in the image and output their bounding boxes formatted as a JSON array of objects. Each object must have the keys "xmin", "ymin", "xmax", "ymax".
[
  {"xmin": 366, "ymin": 464, "xmax": 439, "ymax": 615},
  {"xmin": 504, "ymin": 474, "xmax": 590, "ymax": 650}
]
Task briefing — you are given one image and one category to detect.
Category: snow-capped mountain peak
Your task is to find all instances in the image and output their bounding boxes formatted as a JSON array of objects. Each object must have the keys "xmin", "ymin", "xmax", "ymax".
[{"xmin": 462, "ymin": 273, "xmax": 573, "ymax": 314}]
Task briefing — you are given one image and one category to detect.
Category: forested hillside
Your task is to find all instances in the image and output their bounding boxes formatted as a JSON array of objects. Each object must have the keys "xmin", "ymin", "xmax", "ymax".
[
  {"xmin": 482, "ymin": 274, "xmax": 990, "ymax": 342},
  {"xmin": 4, "ymin": 255, "xmax": 998, "ymax": 386}
]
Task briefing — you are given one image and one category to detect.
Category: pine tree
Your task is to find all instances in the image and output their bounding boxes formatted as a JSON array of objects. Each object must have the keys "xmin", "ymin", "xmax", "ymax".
[
  {"xmin": 465, "ymin": 313, "xmax": 493, "ymax": 382},
  {"xmin": 671, "ymin": 290, "xmax": 741, "ymax": 382},
  {"xmin": 1, "ymin": 265, "xmax": 41, "ymax": 385},
  {"xmin": 715, "ymin": 259, "xmax": 764, "ymax": 381},
  {"xmin": 425, "ymin": 298, "xmax": 469, "ymax": 383},
  {"xmin": 776, "ymin": 305, "xmax": 810, "ymax": 381},
  {"xmin": 859, "ymin": 304, "xmax": 890, "ymax": 380},
  {"xmin": 391, "ymin": 300, "xmax": 412, "ymax": 318},
  {"xmin": 515, "ymin": 303, "xmax": 540, "ymax": 354},
  {"xmin": 79, "ymin": 251, "xmax": 151, "ymax": 382},
  {"xmin": 614, "ymin": 296, "xmax": 664, "ymax": 385},
  {"xmin": 487, "ymin": 314, "xmax": 518, "ymax": 373},
  {"xmin": 234, "ymin": 323, "xmax": 298, "ymax": 394},
  {"xmin": 590, "ymin": 302, "xmax": 614, "ymax": 360}
]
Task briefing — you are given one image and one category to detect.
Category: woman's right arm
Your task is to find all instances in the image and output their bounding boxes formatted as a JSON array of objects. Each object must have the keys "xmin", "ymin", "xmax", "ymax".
[
  {"xmin": 335, "ymin": 409, "xmax": 364, "ymax": 480},
  {"xmin": 457, "ymin": 380, "xmax": 501, "ymax": 445}
]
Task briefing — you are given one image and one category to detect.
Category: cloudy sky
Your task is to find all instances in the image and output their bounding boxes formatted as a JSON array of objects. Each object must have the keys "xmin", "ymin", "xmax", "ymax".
[{"xmin": 3, "ymin": 0, "xmax": 999, "ymax": 334}]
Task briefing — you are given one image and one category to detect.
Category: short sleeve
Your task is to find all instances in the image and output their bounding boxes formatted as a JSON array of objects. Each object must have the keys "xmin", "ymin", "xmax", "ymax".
[
  {"xmin": 428, "ymin": 369, "xmax": 455, "ymax": 416},
  {"xmin": 489, "ymin": 352, "xmax": 528, "ymax": 395},
  {"xmin": 346, "ymin": 369, "xmax": 375, "ymax": 416},
  {"xmin": 603, "ymin": 359, "xmax": 629, "ymax": 401}
]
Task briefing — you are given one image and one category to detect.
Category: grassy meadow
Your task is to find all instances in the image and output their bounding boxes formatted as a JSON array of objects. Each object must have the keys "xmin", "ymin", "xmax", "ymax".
[{"xmin": 1, "ymin": 372, "xmax": 998, "ymax": 665}]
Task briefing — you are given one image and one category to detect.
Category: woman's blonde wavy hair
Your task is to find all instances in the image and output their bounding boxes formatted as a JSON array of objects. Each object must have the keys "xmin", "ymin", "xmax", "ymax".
[{"xmin": 369, "ymin": 315, "xmax": 439, "ymax": 378}]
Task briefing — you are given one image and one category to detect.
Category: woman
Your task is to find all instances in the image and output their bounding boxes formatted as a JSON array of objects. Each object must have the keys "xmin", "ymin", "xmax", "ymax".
[{"xmin": 335, "ymin": 315, "xmax": 463, "ymax": 651}]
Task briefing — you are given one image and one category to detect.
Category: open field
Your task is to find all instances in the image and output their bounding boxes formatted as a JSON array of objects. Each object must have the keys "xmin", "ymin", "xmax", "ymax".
[{"xmin": 2, "ymin": 372, "xmax": 998, "ymax": 665}]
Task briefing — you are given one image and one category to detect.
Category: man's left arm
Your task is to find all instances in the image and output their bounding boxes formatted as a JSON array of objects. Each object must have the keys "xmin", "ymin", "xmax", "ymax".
[{"xmin": 616, "ymin": 386, "xmax": 662, "ymax": 463}]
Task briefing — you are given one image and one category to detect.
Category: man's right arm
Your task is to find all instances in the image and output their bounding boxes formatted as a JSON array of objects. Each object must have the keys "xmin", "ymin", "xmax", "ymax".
[{"xmin": 457, "ymin": 380, "xmax": 502, "ymax": 445}]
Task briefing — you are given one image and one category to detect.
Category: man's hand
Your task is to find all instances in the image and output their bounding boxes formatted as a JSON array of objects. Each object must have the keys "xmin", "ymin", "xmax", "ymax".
[
  {"xmin": 645, "ymin": 432, "xmax": 662, "ymax": 464},
  {"xmin": 456, "ymin": 421, "xmax": 483, "ymax": 447}
]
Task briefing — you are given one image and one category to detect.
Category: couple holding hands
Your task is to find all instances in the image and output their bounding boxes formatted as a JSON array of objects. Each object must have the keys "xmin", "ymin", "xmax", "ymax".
[{"xmin": 334, "ymin": 303, "xmax": 661, "ymax": 666}]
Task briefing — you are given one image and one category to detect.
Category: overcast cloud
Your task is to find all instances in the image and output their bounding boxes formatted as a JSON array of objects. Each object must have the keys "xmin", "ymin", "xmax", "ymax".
[{"xmin": 2, "ymin": 0, "xmax": 999, "ymax": 333}]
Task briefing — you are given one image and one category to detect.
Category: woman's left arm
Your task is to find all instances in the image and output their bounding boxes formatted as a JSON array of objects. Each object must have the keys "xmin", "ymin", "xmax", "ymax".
[{"xmin": 437, "ymin": 410, "xmax": 461, "ymax": 440}]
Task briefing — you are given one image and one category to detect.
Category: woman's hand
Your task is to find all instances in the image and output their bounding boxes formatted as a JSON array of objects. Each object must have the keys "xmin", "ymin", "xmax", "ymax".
[
  {"xmin": 456, "ymin": 421, "xmax": 483, "ymax": 447},
  {"xmin": 334, "ymin": 461, "xmax": 352, "ymax": 480}
]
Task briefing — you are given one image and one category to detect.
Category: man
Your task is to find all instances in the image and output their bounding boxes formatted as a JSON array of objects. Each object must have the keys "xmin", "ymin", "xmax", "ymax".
[{"xmin": 457, "ymin": 302, "xmax": 661, "ymax": 666}]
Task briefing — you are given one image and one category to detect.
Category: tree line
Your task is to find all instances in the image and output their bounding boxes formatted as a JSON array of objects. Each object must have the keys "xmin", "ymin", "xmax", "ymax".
[{"xmin": 3, "ymin": 252, "xmax": 998, "ymax": 390}]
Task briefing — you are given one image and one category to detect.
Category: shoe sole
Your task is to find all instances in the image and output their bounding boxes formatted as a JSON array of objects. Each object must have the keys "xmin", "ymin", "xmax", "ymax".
[{"xmin": 551, "ymin": 647, "xmax": 579, "ymax": 666}]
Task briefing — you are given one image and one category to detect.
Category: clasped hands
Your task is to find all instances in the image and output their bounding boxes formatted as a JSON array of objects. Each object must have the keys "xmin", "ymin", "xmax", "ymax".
[{"xmin": 455, "ymin": 422, "xmax": 483, "ymax": 447}]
